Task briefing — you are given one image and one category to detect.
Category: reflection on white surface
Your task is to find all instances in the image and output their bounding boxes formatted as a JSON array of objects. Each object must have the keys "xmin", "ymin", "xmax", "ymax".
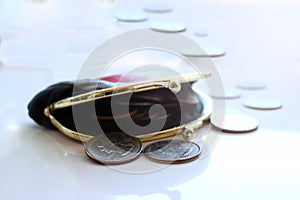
[
  {"xmin": 104, "ymin": 49, "xmax": 200, "ymax": 77},
  {"xmin": 168, "ymin": 129, "xmax": 300, "ymax": 200},
  {"xmin": 219, "ymin": 0, "xmax": 299, "ymax": 3},
  {"xmin": 0, "ymin": 122, "xmax": 211, "ymax": 199},
  {"xmin": 5, "ymin": 121, "xmax": 20, "ymax": 133},
  {"xmin": 1, "ymin": 121, "xmax": 300, "ymax": 199}
]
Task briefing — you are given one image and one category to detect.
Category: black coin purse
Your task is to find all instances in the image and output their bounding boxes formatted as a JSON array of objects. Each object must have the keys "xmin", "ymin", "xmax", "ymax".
[{"xmin": 28, "ymin": 73, "xmax": 212, "ymax": 142}]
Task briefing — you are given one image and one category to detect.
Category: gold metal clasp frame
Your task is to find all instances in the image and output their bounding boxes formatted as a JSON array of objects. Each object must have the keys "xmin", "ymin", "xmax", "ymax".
[{"xmin": 44, "ymin": 73, "xmax": 213, "ymax": 142}]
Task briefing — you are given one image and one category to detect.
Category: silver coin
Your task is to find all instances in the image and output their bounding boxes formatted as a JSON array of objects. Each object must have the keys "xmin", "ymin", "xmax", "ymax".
[
  {"xmin": 151, "ymin": 21, "xmax": 186, "ymax": 33},
  {"xmin": 181, "ymin": 46, "xmax": 225, "ymax": 57},
  {"xmin": 210, "ymin": 89, "xmax": 241, "ymax": 99},
  {"xmin": 143, "ymin": 4, "xmax": 172, "ymax": 13},
  {"xmin": 85, "ymin": 132, "xmax": 142, "ymax": 164},
  {"xmin": 244, "ymin": 98, "xmax": 282, "ymax": 110},
  {"xmin": 114, "ymin": 11, "xmax": 148, "ymax": 22},
  {"xmin": 210, "ymin": 113, "xmax": 259, "ymax": 133},
  {"xmin": 194, "ymin": 30, "xmax": 208, "ymax": 37},
  {"xmin": 144, "ymin": 140, "xmax": 201, "ymax": 164},
  {"xmin": 237, "ymin": 82, "xmax": 266, "ymax": 90}
]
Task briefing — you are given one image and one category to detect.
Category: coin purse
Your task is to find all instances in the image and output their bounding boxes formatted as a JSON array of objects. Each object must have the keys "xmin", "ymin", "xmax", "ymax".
[{"xmin": 28, "ymin": 73, "xmax": 212, "ymax": 143}]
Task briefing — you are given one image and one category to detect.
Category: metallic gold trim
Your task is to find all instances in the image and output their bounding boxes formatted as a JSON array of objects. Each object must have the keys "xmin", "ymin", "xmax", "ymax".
[{"xmin": 51, "ymin": 72, "xmax": 210, "ymax": 110}]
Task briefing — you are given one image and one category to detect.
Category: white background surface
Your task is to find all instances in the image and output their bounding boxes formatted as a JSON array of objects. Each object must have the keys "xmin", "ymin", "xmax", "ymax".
[{"xmin": 0, "ymin": 0, "xmax": 300, "ymax": 199}]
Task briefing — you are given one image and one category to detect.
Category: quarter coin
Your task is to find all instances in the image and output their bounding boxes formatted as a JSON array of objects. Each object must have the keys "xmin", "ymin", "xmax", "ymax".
[
  {"xmin": 144, "ymin": 139, "xmax": 201, "ymax": 164},
  {"xmin": 85, "ymin": 132, "xmax": 142, "ymax": 165},
  {"xmin": 244, "ymin": 98, "xmax": 282, "ymax": 110},
  {"xmin": 210, "ymin": 113, "xmax": 259, "ymax": 133}
]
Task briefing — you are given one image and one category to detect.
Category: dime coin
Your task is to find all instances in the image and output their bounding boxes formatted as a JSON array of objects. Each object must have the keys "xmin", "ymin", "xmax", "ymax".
[
  {"xmin": 143, "ymin": 4, "xmax": 172, "ymax": 13},
  {"xmin": 244, "ymin": 98, "xmax": 282, "ymax": 110},
  {"xmin": 85, "ymin": 132, "xmax": 142, "ymax": 164},
  {"xmin": 181, "ymin": 46, "xmax": 225, "ymax": 57},
  {"xmin": 210, "ymin": 89, "xmax": 241, "ymax": 99},
  {"xmin": 194, "ymin": 29, "xmax": 208, "ymax": 37},
  {"xmin": 237, "ymin": 82, "xmax": 266, "ymax": 90},
  {"xmin": 114, "ymin": 11, "xmax": 148, "ymax": 22},
  {"xmin": 210, "ymin": 112, "xmax": 259, "ymax": 133},
  {"xmin": 144, "ymin": 139, "xmax": 201, "ymax": 164},
  {"xmin": 151, "ymin": 21, "xmax": 186, "ymax": 33}
]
